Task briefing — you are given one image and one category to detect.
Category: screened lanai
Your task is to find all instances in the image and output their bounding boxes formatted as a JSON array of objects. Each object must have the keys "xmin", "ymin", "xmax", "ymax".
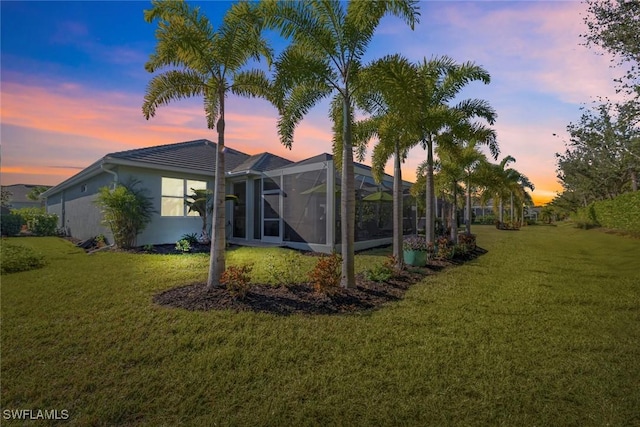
[{"xmin": 228, "ymin": 153, "xmax": 417, "ymax": 253}]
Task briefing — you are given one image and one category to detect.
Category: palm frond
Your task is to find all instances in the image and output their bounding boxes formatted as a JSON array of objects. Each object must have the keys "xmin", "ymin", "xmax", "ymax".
[
  {"xmin": 278, "ymin": 81, "xmax": 331, "ymax": 149},
  {"xmin": 142, "ymin": 70, "xmax": 208, "ymax": 120}
]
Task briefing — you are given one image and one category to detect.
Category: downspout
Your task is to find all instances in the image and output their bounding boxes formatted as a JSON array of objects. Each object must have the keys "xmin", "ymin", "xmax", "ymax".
[
  {"xmin": 100, "ymin": 163, "xmax": 118, "ymax": 248},
  {"xmin": 101, "ymin": 163, "xmax": 119, "ymax": 189}
]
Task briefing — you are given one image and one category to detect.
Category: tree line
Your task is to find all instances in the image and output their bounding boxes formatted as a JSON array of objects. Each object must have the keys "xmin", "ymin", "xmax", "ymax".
[{"xmin": 552, "ymin": 0, "xmax": 639, "ymax": 218}]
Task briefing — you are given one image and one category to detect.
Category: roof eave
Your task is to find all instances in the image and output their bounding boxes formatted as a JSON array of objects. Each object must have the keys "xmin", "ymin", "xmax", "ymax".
[{"xmin": 40, "ymin": 159, "xmax": 106, "ymax": 198}]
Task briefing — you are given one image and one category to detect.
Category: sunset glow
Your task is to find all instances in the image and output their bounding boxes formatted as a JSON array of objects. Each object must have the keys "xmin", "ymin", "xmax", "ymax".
[{"xmin": 0, "ymin": 1, "xmax": 621, "ymax": 206}]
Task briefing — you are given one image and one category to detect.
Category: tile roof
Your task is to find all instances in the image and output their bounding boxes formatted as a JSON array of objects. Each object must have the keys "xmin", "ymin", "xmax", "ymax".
[
  {"xmin": 106, "ymin": 139, "xmax": 250, "ymax": 173},
  {"xmin": 232, "ymin": 152, "xmax": 293, "ymax": 173},
  {"xmin": 1, "ymin": 184, "xmax": 51, "ymax": 203}
]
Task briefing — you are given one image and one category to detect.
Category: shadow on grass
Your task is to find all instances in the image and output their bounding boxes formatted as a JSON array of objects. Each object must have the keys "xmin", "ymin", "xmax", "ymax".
[{"xmin": 153, "ymin": 247, "xmax": 488, "ymax": 316}]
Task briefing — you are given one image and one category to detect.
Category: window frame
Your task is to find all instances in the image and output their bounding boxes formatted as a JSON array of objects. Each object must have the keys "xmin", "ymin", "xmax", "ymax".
[{"xmin": 161, "ymin": 177, "xmax": 207, "ymax": 217}]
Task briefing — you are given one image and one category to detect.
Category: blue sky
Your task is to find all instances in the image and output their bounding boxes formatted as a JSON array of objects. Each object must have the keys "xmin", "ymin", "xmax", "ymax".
[{"xmin": 0, "ymin": 0, "xmax": 624, "ymax": 204}]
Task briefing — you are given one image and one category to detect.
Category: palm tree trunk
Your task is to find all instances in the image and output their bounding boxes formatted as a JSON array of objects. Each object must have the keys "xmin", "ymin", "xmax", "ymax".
[
  {"xmin": 499, "ymin": 197, "xmax": 504, "ymax": 223},
  {"xmin": 340, "ymin": 94, "xmax": 355, "ymax": 289},
  {"xmin": 393, "ymin": 144, "xmax": 403, "ymax": 270},
  {"xmin": 207, "ymin": 93, "xmax": 226, "ymax": 290},
  {"xmin": 465, "ymin": 176, "xmax": 472, "ymax": 235},
  {"xmin": 425, "ymin": 135, "xmax": 435, "ymax": 243},
  {"xmin": 510, "ymin": 192, "xmax": 514, "ymax": 223},
  {"xmin": 450, "ymin": 183, "xmax": 458, "ymax": 243},
  {"xmin": 631, "ymin": 169, "xmax": 638, "ymax": 191}
]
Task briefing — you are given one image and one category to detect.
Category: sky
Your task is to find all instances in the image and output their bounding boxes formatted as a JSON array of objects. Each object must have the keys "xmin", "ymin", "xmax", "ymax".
[{"xmin": 0, "ymin": 0, "xmax": 626, "ymax": 206}]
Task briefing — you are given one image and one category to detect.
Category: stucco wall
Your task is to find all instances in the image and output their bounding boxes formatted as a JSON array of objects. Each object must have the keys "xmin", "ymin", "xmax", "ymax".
[
  {"xmin": 46, "ymin": 172, "xmax": 114, "ymax": 242},
  {"xmin": 117, "ymin": 166, "xmax": 214, "ymax": 246}
]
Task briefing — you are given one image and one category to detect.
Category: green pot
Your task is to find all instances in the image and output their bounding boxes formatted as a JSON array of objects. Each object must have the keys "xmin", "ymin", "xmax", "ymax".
[{"xmin": 403, "ymin": 250, "xmax": 427, "ymax": 267}]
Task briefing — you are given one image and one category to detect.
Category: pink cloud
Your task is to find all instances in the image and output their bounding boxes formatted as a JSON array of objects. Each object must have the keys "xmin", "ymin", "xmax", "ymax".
[{"xmin": 0, "ymin": 79, "xmax": 337, "ymax": 186}]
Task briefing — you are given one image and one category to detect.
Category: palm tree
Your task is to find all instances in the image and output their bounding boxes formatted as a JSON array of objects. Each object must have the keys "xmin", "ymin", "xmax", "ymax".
[
  {"xmin": 412, "ymin": 57, "xmax": 496, "ymax": 244},
  {"xmin": 505, "ymin": 169, "xmax": 535, "ymax": 225},
  {"xmin": 261, "ymin": 0, "xmax": 419, "ymax": 288},
  {"xmin": 483, "ymin": 155, "xmax": 516, "ymax": 224},
  {"xmin": 142, "ymin": 0, "xmax": 272, "ymax": 289},
  {"xmin": 480, "ymin": 156, "xmax": 534, "ymax": 227},
  {"xmin": 346, "ymin": 54, "xmax": 422, "ymax": 270}
]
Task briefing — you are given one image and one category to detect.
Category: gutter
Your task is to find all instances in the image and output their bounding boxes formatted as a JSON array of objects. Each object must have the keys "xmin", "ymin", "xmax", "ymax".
[{"xmin": 101, "ymin": 163, "xmax": 119, "ymax": 189}]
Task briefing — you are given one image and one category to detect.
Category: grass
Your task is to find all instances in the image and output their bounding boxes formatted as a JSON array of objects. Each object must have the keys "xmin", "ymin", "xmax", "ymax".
[
  {"xmin": 1, "ymin": 225, "xmax": 639, "ymax": 426},
  {"xmin": 0, "ymin": 239, "xmax": 46, "ymax": 274}
]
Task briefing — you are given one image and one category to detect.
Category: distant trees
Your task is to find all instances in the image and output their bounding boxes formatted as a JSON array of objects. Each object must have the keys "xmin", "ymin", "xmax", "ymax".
[
  {"xmin": 26, "ymin": 186, "xmax": 49, "ymax": 202},
  {"xmin": 583, "ymin": 0, "xmax": 639, "ymax": 97},
  {"xmin": 551, "ymin": 0, "xmax": 639, "ymax": 217},
  {"xmin": 555, "ymin": 100, "xmax": 639, "ymax": 211},
  {"xmin": 1, "ymin": 189, "xmax": 12, "ymax": 208}
]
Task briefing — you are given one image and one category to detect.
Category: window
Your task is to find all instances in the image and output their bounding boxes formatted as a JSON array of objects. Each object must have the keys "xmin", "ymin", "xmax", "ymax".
[
  {"xmin": 161, "ymin": 177, "xmax": 207, "ymax": 217},
  {"xmin": 80, "ymin": 184, "xmax": 87, "ymax": 193}
]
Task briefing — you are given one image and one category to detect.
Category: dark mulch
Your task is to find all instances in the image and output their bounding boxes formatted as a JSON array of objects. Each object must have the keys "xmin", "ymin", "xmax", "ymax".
[{"xmin": 153, "ymin": 247, "xmax": 487, "ymax": 316}]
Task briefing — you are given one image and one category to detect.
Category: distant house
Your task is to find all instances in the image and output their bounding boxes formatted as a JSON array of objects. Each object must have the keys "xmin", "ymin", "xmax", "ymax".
[
  {"xmin": 41, "ymin": 139, "xmax": 416, "ymax": 252},
  {"xmin": 1, "ymin": 184, "xmax": 51, "ymax": 210}
]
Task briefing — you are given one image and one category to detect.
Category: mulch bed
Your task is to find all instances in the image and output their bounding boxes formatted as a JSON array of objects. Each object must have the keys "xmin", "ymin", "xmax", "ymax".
[{"xmin": 152, "ymin": 248, "xmax": 487, "ymax": 316}]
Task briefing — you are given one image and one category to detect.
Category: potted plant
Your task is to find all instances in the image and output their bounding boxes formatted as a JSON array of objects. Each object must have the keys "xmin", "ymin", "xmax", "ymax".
[{"xmin": 403, "ymin": 235, "xmax": 431, "ymax": 267}]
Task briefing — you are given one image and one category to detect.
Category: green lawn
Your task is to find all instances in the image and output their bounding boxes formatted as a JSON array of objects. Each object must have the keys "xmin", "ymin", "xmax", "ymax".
[{"xmin": 1, "ymin": 225, "xmax": 639, "ymax": 426}]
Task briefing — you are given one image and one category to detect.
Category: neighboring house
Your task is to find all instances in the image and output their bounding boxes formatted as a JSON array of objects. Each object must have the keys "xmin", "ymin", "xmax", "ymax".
[
  {"xmin": 41, "ymin": 139, "xmax": 416, "ymax": 253},
  {"xmin": 1, "ymin": 184, "xmax": 51, "ymax": 210}
]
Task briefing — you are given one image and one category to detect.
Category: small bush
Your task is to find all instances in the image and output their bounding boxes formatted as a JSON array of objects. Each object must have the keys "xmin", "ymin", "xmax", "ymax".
[
  {"xmin": 142, "ymin": 244, "xmax": 155, "ymax": 253},
  {"xmin": 309, "ymin": 253, "xmax": 341, "ymax": 294},
  {"xmin": 94, "ymin": 180, "xmax": 154, "ymax": 249},
  {"xmin": 180, "ymin": 233, "xmax": 199, "ymax": 246},
  {"xmin": 264, "ymin": 250, "xmax": 304, "ymax": 286},
  {"xmin": 221, "ymin": 265, "xmax": 253, "ymax": 300},
  {"xmin": 12, "ymin": 207, "xmax": 44, "ymax": 230},
  {"xmin": 175, "ymin": 239, "xmax": 191, "ymax": 252},
  {"xmin": 365, "ymin": 263, "xmax": 394, "ymax": 282},
  {"xmin": 475, "ymin": 214, "xmax": 496, "ymax": 225},
  {"xmin": 436, "ymin": 236, "xmax": 454, "ymax": 260},
  {"xmin": 1, "ymin": 242, "xmax": 46, "ymax": 274},
  {"xmin": 457, "ymin": 233, "xmax": 477, "ymax": 252},
  {"xmin": 1, "ymin": 214, "xmax": 24, "ymax": 236},
  {"xmin": 32, "ymin": 213, "xmax": 58, "ymax": 236}
]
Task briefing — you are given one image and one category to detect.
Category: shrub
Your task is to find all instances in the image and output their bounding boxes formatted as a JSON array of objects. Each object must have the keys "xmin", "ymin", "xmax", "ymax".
[
  {"xmin": 94, "ymin": 179, "xmax": 154, "ymax": 249},
  {"xmin": 1, "ymin": 214, "xmax": 23, "ymax": 236},
  {"xmin": 180, "ymin": 233, "xmax": 199, "ymax": 246},
  {"xmin": 475, "ymin": 214, "xmax": 496, "ymax": 225},
  {"xmin": 12, "ymin": 207, "xmax": 44, "ymax": 230},
  {"xmin": 142, "ymin": 244, "xmax": 155, "ymax": 253},
  {"xmin": 264, "ymin": 250, "xmax": 304, "ymax": 286},
  {"xmin": 365, "ymin": 263, "xmax": 394, "ymax": 282},
  {"xmin": 576, "ymin": 192, "xmax": 640, "ymax": 233},
  {"xmin": 175, "ymin": 239, "xmax": 191, "ymax": 252},
  {"xmin": 32, "ymin": 213, "xmax": 58, "ymax": 236},
  {"xmin": 457, "ymin": 233, "xmax": 477, "ymax": 252},
  {"xmin": 436, "ymin": 236, "xmax": 454, "ymax": 260},
  {"xmin": 309, "ymin": 253, "xmax": 341, "ymax": 294},
  {"xmin": 221, "ymin": 265, "xmax": 253, "ymax": 300},
  {"xmin": 1, "ymin": 242, "xmax": 46, "ymax": 274}
]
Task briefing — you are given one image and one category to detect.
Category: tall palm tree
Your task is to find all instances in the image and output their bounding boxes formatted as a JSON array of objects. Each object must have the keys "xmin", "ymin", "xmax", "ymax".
[
  {"xmin": 505, "ymin": 168, "xmax": 535, "ymax": 224},
  {"xmin": 261, "ymin": 0, "xmax": 419, "ymax": 288},
  {"xmin": 412, "ymin": 57, "xmax": 496, "ymax": 244},
  {"xmin": 483, "ymin": 155, "xmax": 516, "ymax": 224},
  {"xmin": 142, "ymin": 0, "xmax": 272, "ymax": 289},
  {"xmin": 347, "ymin": 54, "xmax": 421, "ymax": 269}
]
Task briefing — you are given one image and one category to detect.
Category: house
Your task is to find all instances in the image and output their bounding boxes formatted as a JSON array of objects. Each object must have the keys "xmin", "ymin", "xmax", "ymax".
[
  {"xmin": 41, "ymin": 139, "xmax": 416, "ymax": 253},
  {"xmin": 1, "ymin": 184, "xmax": 51, "ymax": 210}
]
